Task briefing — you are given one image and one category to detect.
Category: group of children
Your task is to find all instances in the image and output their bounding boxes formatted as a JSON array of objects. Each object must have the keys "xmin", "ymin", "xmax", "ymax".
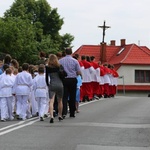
[
  {"xmin": 0, "ymin": 53, "xmax": 82, "ymax": 122},
  {"xmin": 0, "ymin": 62, "xmax": 50, "ymax": 122}
]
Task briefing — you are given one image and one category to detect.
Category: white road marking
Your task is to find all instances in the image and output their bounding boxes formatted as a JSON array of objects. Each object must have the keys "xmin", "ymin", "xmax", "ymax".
[
  {"xmin": 79, "ymin": 98, "xmax": 104, "ymax": 106},
  {"xmin": 0, "ymin": 121, "xmax": 24, "ymax": 131},
  {"xmin": 0, "ymin": 117, "xmax": 38, "ymax": 132},
  {"xmin": 76, "ymin": 145, "xmax": 150, "ymax": 150},
  {"xmin": 0, "ymin": 119, "xmax": 39, "ymax": 136}
]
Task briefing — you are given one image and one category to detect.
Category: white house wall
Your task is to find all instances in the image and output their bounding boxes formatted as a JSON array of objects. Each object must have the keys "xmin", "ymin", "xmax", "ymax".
[{"xmin": 117, "ymin": 65, "xmax": 150, "ymax": 85}]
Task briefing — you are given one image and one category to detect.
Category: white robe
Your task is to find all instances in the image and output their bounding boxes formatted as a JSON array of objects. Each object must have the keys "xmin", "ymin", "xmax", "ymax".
[
  {"xmin": 33, "ymin": 74, "xmax": 48, "ymax": 118},
  {"xmin": 33, "ymin": 74, "xmax": 48, "ymax": 98},
  {"xmin": 11, "ymin": 74, "xmax": 17, "ymax": 113},
  {"xmin": 12, "ymin": 71, "xmax": 33, "ymax": 95},
  {"xmin": 0, "ymin": 74, "xmax": 15, "ymax": 97},
  {"xmin": 12, "ymin": 71, "xmax": 33, "ymax": 120},
  {"xmin": 0, "ymin": 74, "xmax": 15, "ymax": 120}
]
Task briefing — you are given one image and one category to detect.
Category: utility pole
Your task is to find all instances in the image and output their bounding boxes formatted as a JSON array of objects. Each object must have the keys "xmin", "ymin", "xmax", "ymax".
[{"xmin": 98, "ymin": 21, "xmax": 110, "ymax": 43}]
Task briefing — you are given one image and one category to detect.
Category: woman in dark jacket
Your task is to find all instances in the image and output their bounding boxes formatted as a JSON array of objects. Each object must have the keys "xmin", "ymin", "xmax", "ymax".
[{"xmin": 45, "ymin": 54, "xmax": 64, "ymax": 123}]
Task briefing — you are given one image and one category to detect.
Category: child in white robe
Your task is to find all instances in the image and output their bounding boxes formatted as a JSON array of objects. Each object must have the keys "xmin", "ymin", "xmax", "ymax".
[
  {"xmin": 12, "ymin": 63, "xmax": 33, "ymax": 120},
  {"xmin": 33, "ymin": 65, "xmax": 48, "ymax": 121},
  {"xmin": 0, "ymin": 68, "xmax": 15, "ymax": 121},
  {"xmin": 10, "ymin": 66, "xmax": 18, "ymax": 115},
  {"xmin": 0, "ymin": 64, "xmax": 10, "ymax": 120},
  {"xmin": 28, "ymin": 66, "xmax": 38, "ymax": 117}
]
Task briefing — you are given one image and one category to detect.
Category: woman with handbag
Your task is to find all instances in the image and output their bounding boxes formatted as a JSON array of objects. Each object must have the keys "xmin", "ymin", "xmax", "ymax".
[{"xmin": 45, "ymin": 54, "xmax": 64, "ymax": 123}]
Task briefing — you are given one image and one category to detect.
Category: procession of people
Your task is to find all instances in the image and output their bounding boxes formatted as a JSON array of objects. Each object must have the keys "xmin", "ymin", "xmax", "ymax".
[{"xmin": 0, "ymin": 48, "xmax": 119, "ymax": 123}]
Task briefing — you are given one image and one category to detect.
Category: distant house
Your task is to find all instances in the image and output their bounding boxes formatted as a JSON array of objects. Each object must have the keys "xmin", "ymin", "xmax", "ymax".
[{"xmin": 73, "ymin": 39, "xmax": 150, "ymax": 92}]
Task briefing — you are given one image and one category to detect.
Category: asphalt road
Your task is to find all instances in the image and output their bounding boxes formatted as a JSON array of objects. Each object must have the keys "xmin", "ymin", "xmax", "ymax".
[{"xmin": 0, "ymin": 96, "xmax": 150, "ymax": 150}]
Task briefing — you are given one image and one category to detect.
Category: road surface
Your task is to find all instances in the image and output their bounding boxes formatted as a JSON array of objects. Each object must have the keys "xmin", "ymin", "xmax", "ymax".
[{"xmin": 0, "ymin": 96, "xmax": 150, "ymax": 150}]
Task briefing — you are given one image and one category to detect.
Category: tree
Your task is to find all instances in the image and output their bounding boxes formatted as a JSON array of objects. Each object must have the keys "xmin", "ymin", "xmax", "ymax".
[
  {"xmin": 4, "ymin": 0, "xmax": 74, "ymax": 47},
  {"xmin": 0, "ymin": 17, "xmax": 39, "ymax": 64},
  {"xmin": 0, "ymin": 0, "xmax": 74, "ymax": 64},
  {"xmin": 60, "ymin": 33, "xmax": 75, "ymax": 51}
]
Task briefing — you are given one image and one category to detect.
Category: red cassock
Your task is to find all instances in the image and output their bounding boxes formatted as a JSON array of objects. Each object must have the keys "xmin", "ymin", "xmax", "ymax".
[
  {"xmin": 112, "ymin": 69, "xmax": 119, "ymax": 96},
  {"xmin": 103, "ymin": 66, "xmax": 111, "ymax": 97},
  {"xmin": 80, "ymin": 60, "xmax": 93, "ymax": 101},
  {"xmin": 99, "ymin": 66, "xmax": 105, "ymax": 96},
  {"xmin": 90, "ymin": 61, "xmax": 101, "ymax": 97}
]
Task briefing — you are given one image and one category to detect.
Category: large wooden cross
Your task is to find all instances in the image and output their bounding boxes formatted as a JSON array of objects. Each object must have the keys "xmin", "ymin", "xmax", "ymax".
[{"xmin": 98, "ymin": 21, "xmax": 110, "ymax": 43}]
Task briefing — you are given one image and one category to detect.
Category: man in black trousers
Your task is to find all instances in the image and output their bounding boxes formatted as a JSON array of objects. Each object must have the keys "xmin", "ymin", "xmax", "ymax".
[{"xmin": 59, "ymin": 48, "xmax": 82, "ymax": 118}]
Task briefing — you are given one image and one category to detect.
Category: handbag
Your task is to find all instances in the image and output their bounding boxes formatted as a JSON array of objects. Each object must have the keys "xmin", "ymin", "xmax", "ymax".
[{"xmin": 58, "ymin": 65, "xmax": 67, "ymax": 80}]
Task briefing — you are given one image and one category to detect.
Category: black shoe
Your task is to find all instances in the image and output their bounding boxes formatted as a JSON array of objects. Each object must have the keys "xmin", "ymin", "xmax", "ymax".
[
  {"xmin": 82, "ymin": 98, "xmax": 86, "ymax": 102},
  {"xmin": 58, "ymin": 116, "xmax": 63, "ymax": 121},
  {"xmin": 17, "ymin": 116, "xmax": 22, "ymax": 120},
  {"xmin": 85, "ymin": 96, "xmax": 90, "ymax": 102},
  {"xmin": 1, "ymin": 119, "xmax": 6, "ymax": 122},
  {"xmin": 110, "ymin": 94, "xmax": 114, "ymax": 98},
  {"xmin": 40, "ymin": 117, "xmax": 44, "ymax": 121},
  {"xmin": 98, "ymin": 95, "xmax": 102, "ymax": 99},
  {"xmin": 82, "ymin": 96, "xmax": 87, "ymax": 102},
  {"xmin": 44, "ymin": 114, "xmax": 48, "ymax": 118},
  {"xmin": 50, "ymin": 118, "xmax": 54, "ymax": 123},
  {"xmin": 104, "ymin": 94, "xmax": 108, "ymax": 98},
  {"xmin": 36, "ymin": 112, "xmax": 39, "ymax": 116},
  {"xmin": 16, "ymin": 115, "xmax": 19, "ymax": 119},
  {"xmin": 13, "ymin": 112, "xmax": 16, "ymax": 115},
  {"xmin": 70, "ymin": 114, "xmax": 75, "ymax": 118},
  {"xmin": 63, "ymin": 115, "xmax": 66, "ymax": 119}
]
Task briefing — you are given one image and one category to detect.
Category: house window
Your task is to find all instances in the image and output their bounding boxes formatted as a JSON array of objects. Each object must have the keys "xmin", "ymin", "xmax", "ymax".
[
  {"xmin": 117, "ymin": 47, "xmax": 125, "ymax": 56},
  {"xmin": 135, "ymin": 70, "xmax": 150, "ymax": 83}
]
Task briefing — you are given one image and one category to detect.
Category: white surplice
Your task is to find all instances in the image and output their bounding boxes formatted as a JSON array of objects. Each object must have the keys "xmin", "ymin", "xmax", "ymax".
[
  {"xmin": 0, "ymin": 74, "xmax": 15, "ymax": 120},
  {"xmin": 12, "ymin": 71, "xmax": 33, "ymax": 120},
  {"xmin": 33, "ymin": 74, "xmax": 48, "ymax": 118}
]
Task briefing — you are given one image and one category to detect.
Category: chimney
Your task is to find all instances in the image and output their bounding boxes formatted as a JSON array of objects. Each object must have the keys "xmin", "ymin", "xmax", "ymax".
[
  {"xmin": 100, "ymin": 42, "xmax": 106, "ymax": 63},
  {"xmin": 110, "ymin": 40, "xmax": 116, "ymax": 46},
  {"xmin": 121, "ymin": 39, "xmax": 126, "ymax": 46}
]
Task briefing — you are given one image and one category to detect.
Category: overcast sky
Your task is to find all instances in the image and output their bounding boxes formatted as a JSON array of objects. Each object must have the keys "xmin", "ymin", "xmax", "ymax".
[{"xmin": 1, "ymin": 0, "xmax": 150, "ymax": 52}]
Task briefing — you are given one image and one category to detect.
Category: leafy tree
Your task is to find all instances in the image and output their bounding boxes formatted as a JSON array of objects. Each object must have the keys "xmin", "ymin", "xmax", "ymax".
[
  {"xmin": 0, "ymin": 17, "xmax": 39, "ymax": 64},
  {"xmin": 0, "ymin": 0, "xmax": 74, "ymax": 64},
  {"xmin": 60, "ymin": 33, "xmax": 75, "ymax": 51}
]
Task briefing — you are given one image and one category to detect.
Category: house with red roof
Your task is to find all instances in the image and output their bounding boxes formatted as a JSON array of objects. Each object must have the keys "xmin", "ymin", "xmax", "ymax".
[{"xmin": 73, "ymin": 39, "xmax": 150, "ymax": 93}]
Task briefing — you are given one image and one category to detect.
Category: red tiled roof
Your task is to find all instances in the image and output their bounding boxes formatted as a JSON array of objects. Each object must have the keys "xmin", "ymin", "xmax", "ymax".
[
  {"xmin": 74, "ymin": 45, "xmax": 101, "ymax": 62},
  {"xmin": 109, "ymin": 44, "xmax": 150, "ymax": 65},
  {"xmin": 73, "ymin": 43, "xmax": 150, "ymax": 65}
]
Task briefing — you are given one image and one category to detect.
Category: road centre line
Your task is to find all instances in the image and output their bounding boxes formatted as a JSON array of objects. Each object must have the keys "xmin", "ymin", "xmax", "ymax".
[
  {"xmin": 0, "ymin": 117, "xmax": 39, "ymax": 132},
  {"xmin": 0, "ymin": 121, "xmax": 24, "ymax": 132},
  {"xmin": 0, "ymin": 119, "xmax": 39, "ymax": 136}
]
